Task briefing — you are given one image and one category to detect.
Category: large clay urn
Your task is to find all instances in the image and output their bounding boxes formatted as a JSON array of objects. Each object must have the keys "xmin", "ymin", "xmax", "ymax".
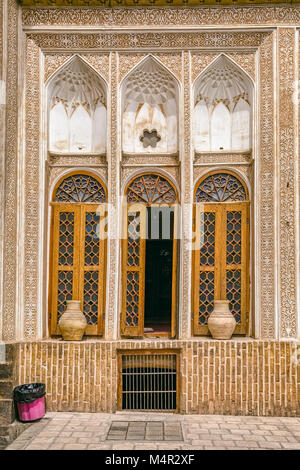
[
  {"xmin": 59, "ymin": 300, "xmax": 87, "ymax": 341},
  {"xmin": 207, "ymin": 300, "xmax": 236, "ymax": 340}
]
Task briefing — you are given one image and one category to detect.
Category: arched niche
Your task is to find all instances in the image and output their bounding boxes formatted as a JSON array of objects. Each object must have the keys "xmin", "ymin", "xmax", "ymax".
[
  {"xmin": 193, "ymin": 55, "xmax": 253, "ymax": 152},
  {"xmin": 47, "ymin": 56, "xmax": 107, "ymax": 153},
  {"xmin": 122, "ymin": 56, "xmax": 179, "ymax": 154}
]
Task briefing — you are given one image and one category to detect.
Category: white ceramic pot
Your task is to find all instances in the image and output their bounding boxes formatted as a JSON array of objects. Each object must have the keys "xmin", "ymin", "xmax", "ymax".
[
  {"xmin": 58, "ymin": 300, "xmax": 87, "ymax": 341},
  {"xmin": 207, "ymin": 300, "xmax": 236, "ymax": 340}
]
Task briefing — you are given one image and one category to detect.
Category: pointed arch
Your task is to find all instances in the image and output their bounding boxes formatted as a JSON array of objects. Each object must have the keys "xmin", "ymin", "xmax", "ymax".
[
  {"xmin": 193, "ymin": 54, "xmax": 253, "ymax": 152},
  {"xmin": 121, "ymin": 55, "xmax": 179, "ymax": 154},
  {"xmin": 46, "ymin": 55, "xmax": 107, "ymax": 153}
]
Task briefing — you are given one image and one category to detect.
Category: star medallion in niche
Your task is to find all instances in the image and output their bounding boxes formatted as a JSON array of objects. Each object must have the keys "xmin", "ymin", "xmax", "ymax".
[{"xmin": 140, "ymin": 129, "xmax": 161, "ymax": 148}]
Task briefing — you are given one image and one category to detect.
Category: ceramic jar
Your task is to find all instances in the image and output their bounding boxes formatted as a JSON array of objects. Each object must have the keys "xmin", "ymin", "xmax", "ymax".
[
  {"xmin": 207, "ymin": 300, "xmax": 236, "ymax": 340},
  {"xmin": 59, "ymin": 300, "xmax": 87, "ymax": 341}
]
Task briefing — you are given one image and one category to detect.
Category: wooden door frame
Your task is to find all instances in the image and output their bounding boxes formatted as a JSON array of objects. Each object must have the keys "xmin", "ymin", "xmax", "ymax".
[
  {"xmin": 192, "ymin": 170, "xmax": 250, "ymax": 337},
  {"xmin": 48, "ymin": 171, "xmax": 107, "ymax": 336}
]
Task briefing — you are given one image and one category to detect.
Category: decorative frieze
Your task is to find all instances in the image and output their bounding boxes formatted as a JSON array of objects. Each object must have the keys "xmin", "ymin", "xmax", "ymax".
[
  {"xmin": 21, "ymin": 6, "xmax": 300, "ymax": 28},
  {"xmin": 27, "ymin": 31, "xmax": 267, "ymax": 51},
  {"xmin": 194, "ymin": 152, "xmax": 252, "ymax": 165}
]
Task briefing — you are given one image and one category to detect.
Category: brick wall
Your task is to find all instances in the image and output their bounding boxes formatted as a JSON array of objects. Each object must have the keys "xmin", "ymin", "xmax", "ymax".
[{"xmin": 15, "ymin": 339, "xmax": 300, "ymax": 416}]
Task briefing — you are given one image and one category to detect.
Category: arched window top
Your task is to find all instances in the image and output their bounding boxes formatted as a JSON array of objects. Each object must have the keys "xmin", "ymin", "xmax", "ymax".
[
  {"xmin": 54, "ymin": 174, "xmax": 106, "ymax": 203},
  {"xmin": 126, "ymin": 174, "xmax": 177, "ymax": 204},
  {"xmin": 195, "ymin": 172, "xmax": 247, "ymax": 203},
  {"xmin": 194, "ymin": 55, "xmax": 252, "ymax": 112}
]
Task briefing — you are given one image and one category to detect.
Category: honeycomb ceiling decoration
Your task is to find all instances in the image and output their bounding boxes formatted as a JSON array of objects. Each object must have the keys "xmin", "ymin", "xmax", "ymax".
[
  {"xmin": 124, "ymin": 57, "xmax": 177, "ymax": 106},
  {"xmin": 19, "ymin": 0, "xmax": 300, "ymax": 7},
  {"xmin": 195, "ymin": 55, "xmax": 250, "ymax": 110},
  {"xmin": 48, "ymin": 56, "xmax": 106, "ymax": 114}
]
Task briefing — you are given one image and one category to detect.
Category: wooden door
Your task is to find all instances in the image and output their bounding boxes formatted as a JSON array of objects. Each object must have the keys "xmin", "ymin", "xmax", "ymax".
[
  {"xmin": 121, "ymin": 204, "xmax": 146, "ymax": 337},
  {"xmin": 193, "ymin": 202, "xmax": 249, "ymax": 335},
  {"xmin": 50, "ymin": 203, "xmax": 106, "ymax": 335},
  {"xmin": 121, "ymin": 203, "xmax": 178, "ymax": 338}
]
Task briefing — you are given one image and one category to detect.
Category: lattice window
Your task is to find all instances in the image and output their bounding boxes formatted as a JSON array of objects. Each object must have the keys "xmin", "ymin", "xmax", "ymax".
[
  {"xmin": 193, "ymin": 173, "xmax": 249, "ymax": 336},
  {"xmin": 57, "ymin": 271, "xmax": 73, "ymax": 321},
  {"xmin": 58, "ymin": 212, "xmax": 74, "ymax": 266},
  {"xmin": 126, "ymin": 272, "xmax": 140, "ymax": 327},
  {"xmin": 55, "ymin": 174, "xmax": 106, "ymax": 203},
  {"xmin": 126, "ymin": 174, "xmax": 176, "ymax": 205},
  {"xmin": 50, "ymin": 174, "xmax": 106, "ymax": 336},
  {"xmin": 195, "ymin": 173, "xmax": 247, "ymax": 203}
]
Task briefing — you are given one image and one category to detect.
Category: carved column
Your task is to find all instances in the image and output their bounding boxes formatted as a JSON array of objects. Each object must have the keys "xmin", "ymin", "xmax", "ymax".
[
  {"xmin": 180, "ymin": 51, "xmax": 193, "ymax": 339},
  {"xmin": 1, "ymin": 0, "xmax": 20, "ymax": 341},
  {"xmin": 277, "ymin": 28, "xmax": 298, "ymax": 338},
  {"xmin": 258, "ymin": 33, "xmax": 276, "ymax": 338},
  {"xmin": 105, "ymin": 51, "xmax": 120, "ymax": 339}
]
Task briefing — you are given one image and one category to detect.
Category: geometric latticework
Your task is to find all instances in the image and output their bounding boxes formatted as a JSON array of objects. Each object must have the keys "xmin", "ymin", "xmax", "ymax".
[
  {"xmin": 126, "ymin": 271, "xmax": 139, "ymax": 327},
  {"xmin": 55, "ymin": 174, "xmax": 106, "ymax": 203},
  {"xmin": 199, "ymin": 271, "xmax": 214, "ymax": 325},
  {"xmin": 83, "ymin": 271, "xmax": 99, "ymax": 325},
  {"xmin": 85, "ymin": 212, "xmax": 100, "ymax": 266},
  {"xmin": 127, "ymin": 214, "xmax": 140, "ymax": 267},
  {"xmin": 50, "ymin": 173, "xmax": 107, "ymax": 336},
  {"xmin": 126, "ymin": 174, "xmax": 176, "ymax": 205},
  {"xmin": 193, "ymin": 196, "xmax": 249, "ymax": 335},
  {"xmin": 200, "ymin": 212, "xmax": 215, "ymax": 266},
  {"xmin": 226, "ymin": 211, "xmax": 242, "ymax": 265},
  {"xmin": 57, "ymin": 271, "xmax": 73, "ymax": 320},
  {"xmin": 195, "ymin": 173, "xmax": 247, "ymax": 202},
  {"xmin": 58, "ymin": 212, "xmax": 74, "ymax": 266},
  {"xmin": 226, "ymin": 269, "xmax": 242, "ymax": 324}
]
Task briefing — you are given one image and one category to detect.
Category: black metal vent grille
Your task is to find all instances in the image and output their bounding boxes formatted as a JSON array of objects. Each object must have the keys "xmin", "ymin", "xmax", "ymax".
[{"xmin": 121, "ymin": 354, "xmax": 178, "ymax": 411}]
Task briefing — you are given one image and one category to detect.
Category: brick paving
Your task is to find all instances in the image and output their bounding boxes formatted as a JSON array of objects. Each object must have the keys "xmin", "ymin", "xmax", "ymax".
[{"xmin": 5, "ymin": 412, "xmax": 300, "ymax": 450}]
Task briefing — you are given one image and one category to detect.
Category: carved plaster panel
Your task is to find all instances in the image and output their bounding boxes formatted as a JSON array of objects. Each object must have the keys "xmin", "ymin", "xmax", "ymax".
[
  {"xmin": 24, "ymin": 37, "xmax": 40, "ymax": 339},
  {"xmin": 193, "ymin": 165, "xmax": 251, "ymax": 187},
  {"xmin": 194, "ymin": 152, "xmax": 251, "ymax": 165},
  {"xmin": 106, "ymin": 51, "xmax": 119, "ymax": 340},
  {"xmin": 192, "ymin": 51, "xmax": 256, "ymax": 84},
  {"xmin": 278, "ymin": 28, "xmax": 297, "ymax": 338},
  {"xmin": 181, "ymin": 50, "xmax": 193, "ymax": 339},
  {"xmin": 122, "ymin": 154, "xmax": 178, "ymax": 166},
  {"xmin": 48, "ymin": 154, "xmax": 107, "ymax": 166},
  {"xmin": 21, "ymin": 6, "xmax": 300, "ymax": 28},
  {"xmin": 27, "ymin": 32, "xmax": 267, "ymax": 51},
  {"xmin": 2, "ymin": 0, "xmax": 19, "ymax": 341},
  {"xmin": 119, "ymin": 52, "xmax": 182, "ymax": 84},
  {"xmin": 259, "ymin": 33, "xmax": 276, "ymax": 338},
  {"xmin": 45, "ymin": 53, "xmax": 110, "ymax": 84},
  {"xmin": 121, "ymin": 167, "xmax": 179, "ymax": 190},
  {"xmin": 48, "ymin": 166, "xmax": 108, "ymax": 193}
]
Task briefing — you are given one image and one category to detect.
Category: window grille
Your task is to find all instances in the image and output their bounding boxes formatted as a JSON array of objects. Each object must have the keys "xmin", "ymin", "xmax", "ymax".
[{"xmin": 120, "ymin": 353, "xmax": 178, "ymax": 411}]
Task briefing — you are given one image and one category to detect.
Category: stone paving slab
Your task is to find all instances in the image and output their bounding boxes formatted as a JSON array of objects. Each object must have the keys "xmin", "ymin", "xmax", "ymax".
[{"xmin": 5, "ymin": 412, "xmax": 300, "ymax": 450}]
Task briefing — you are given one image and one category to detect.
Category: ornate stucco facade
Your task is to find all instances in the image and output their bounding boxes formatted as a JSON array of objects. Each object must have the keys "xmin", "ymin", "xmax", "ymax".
[{"xmin": 0, "ymin": 1, "xmax": 300, "ymax": 430}]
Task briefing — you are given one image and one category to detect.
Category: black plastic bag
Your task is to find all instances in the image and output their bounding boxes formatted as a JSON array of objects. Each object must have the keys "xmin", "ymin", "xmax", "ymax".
[{"xmin": 14, "ymin": 383, "xmax": 46, "ymax": 404}]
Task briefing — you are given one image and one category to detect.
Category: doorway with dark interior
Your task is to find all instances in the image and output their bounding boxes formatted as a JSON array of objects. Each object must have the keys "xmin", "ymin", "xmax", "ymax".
[{"xmin": 144, "ymin": 207, "xmax": 174, "ymax": 335}]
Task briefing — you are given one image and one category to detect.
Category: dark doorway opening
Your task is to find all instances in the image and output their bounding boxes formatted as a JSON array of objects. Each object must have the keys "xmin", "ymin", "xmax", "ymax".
[{"xmin": 144, "ymin": 207, "xmax": 174, "ymax": 335}]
